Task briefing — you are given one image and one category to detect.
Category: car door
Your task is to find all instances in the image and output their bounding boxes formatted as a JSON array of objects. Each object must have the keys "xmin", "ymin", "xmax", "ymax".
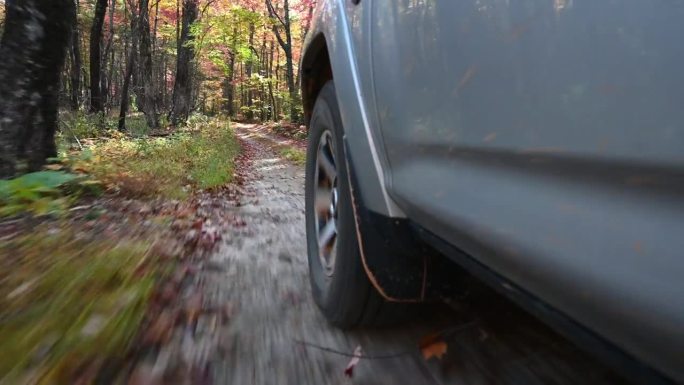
[{"xmin": 369, "ymin": 0, "xmax": 684, "ymax": 381}]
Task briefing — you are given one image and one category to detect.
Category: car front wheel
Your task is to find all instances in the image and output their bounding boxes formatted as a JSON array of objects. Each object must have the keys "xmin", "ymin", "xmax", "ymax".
[{"xmin": 305, "ymin": 81, "xmax": 400, "ymax": 328}]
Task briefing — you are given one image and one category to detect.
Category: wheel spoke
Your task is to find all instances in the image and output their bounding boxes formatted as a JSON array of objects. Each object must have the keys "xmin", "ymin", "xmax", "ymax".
[
  {"xmin": 313, "ymin": 130, "xmax": 339, "ymax": 277},
  {"xmin": 318, "ymin": 219, "xmax": 336, "ymax": 251},
  {"xmin": 315, "ymin": 187, "xmax": 331, "ymax": 215},
  {"xmin": 318, "ymin": 148, "xmax": 337, "ymax": 181}
]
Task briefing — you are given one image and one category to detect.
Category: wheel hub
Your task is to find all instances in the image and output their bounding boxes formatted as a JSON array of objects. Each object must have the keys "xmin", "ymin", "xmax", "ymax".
[{"xmin": 314, "ymin": 131, "xmax": 338, "ymax": 277}]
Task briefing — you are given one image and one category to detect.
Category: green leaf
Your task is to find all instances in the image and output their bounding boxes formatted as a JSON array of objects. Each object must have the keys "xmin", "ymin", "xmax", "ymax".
[{"xmin": 14, "ymin": 171, "xmax": 79, "ymax": 190}]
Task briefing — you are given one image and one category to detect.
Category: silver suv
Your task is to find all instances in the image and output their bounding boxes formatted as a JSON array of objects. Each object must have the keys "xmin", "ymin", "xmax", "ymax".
[{"xmin": 300, "ymin": 1, "xmax": 684, "ymax": 383}]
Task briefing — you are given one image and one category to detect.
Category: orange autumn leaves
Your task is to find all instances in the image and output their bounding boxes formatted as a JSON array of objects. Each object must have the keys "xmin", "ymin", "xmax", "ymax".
[
  {"xmin": 343, "ymin": 334, "xmax": 449, "ymax": 378},
  {"xmin": 419, "ymin": 333, "xmax": 448, "ymax": 361}
]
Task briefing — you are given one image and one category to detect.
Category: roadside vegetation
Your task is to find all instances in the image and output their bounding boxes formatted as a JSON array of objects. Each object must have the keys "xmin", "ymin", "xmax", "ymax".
[
  {"xmin": 0, "ymin": 113, "xmax": 238, "ymax": 383},
  {"xmin": 280, "ymin": 147, "xmax": 306, "ymax": 165},
  {"xmin": 0, "ymin": 230, "xmax": 159, "ymax": 384},
  {"xmin": 0, "ymin": 0, "xmax": 313, "ymax": 382},
  {"xmin": 63, "ymin": 114, "xmax": 239, "ymax": 199}
]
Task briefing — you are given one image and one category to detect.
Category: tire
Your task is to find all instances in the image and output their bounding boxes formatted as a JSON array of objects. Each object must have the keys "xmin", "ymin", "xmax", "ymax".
[{"xmin": 305, "ymin": 81, "xmax": 400, "ymax": 329}]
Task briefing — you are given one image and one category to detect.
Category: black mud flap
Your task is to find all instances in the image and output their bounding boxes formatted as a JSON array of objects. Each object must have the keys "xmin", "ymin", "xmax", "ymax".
[{"xmin": 343, "ymin": 139, "xmax": 463, "ymax": 302}]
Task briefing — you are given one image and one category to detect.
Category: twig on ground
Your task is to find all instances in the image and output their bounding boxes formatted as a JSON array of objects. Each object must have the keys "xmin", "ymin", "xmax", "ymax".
[
  {"xmin": 294, "ymin": 319, "xmax": 480, "ymax": 360},
  {"xmin": 294, "ymin": 339, "xmax": 411, "ymax": 359}
]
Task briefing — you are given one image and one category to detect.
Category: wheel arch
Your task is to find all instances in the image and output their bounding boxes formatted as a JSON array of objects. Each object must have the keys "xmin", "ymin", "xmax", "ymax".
[{"xmin": 301, "ymin": 33, "xmax": 333, "ymax": 127}]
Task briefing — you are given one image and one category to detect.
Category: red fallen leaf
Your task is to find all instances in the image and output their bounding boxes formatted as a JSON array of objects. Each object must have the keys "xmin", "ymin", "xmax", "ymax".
[
  {"xmin": 344, "ymin": 346, "xmax": 362, "ymax": 377},
  {"xmin": 419, "ymin": 333, "xmax": 448, "ymax": 361}
]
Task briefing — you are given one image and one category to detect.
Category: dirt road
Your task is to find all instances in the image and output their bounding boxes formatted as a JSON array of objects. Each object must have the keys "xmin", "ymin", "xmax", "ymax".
[{"xmin": 187, "ymin": 125, "xmax": 626, "ymax": 385}]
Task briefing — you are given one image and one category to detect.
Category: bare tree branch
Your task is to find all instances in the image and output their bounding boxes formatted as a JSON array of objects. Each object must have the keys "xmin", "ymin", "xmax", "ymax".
[{"xmin": 265, "ymin": 0, "xmax": 287, "ymax": 29}]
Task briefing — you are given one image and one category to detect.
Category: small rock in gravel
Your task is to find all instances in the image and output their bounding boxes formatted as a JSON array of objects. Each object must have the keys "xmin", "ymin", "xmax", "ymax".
[
  {"xmin": 204, "ymin": 260, "xmax": 226, "ymax": 272},
  {"xmin": 278, "ymin": 252, "xmax": 293, "ymax": 264}
]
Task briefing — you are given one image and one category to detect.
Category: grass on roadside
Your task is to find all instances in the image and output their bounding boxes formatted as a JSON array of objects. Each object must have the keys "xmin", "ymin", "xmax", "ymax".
[
  {"xmin": 0, "ymin": 229, "xmax": 161, "ymax": 384},
  {"xmin": 68, "ymin": 117, "xmax": 239, "ymax": 199},
  {"xmin": 279, "ymin": 146, "xmax": 306, "ymax": 166}
]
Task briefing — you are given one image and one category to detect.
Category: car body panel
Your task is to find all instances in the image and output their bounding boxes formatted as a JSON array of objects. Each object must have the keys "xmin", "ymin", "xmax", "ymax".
[
  {"xmin": 301, "ymin": 0, "xmax": 684, "ymax": 381},
  {"xmin": 301, "ymin": 0, "xmax": 404, "ymax": 217},
  {"xmin": 368, "ymin": 0, "xmax": 684, "ymax": 381}
]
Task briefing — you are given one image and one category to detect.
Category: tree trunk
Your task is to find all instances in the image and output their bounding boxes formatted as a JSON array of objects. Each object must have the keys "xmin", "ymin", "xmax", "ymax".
[
  {"xmin": 69, "ymin": 0, "xmax": 82, "ymax": 111},
  {"xmin": 136, "ymin": 0, "xmax": 160, "ymax": 129},
  {"xmin": 265, "ymin": 0, "xmax": 297, "ymax": 122},
  {"xmin": 275, "ymin": 39, "xmax": 280, "ymax": 119},
  {"xmin": 170, "ymin": 0, "xmax": 198, "ymax": 126},
  {"xmin": 89, "ymin": 0, "xmax": 108, "ymax": 113},
  {"xmin": 268, "ymin": 40, "xmax": 276, "ymax": 120},
  {"xmin": 244, "ymin": 22, "xmax": 256, "ymax": 121},
  {"xmin": 225, "ymin": 24, "xmax": 238, "ymax": 117},
  {"xmin": 118, "ymin": 45, "xmax": 136, "ymax": 131},
  {"xmin": 118, "ymin": 0, "xmax": 138, "ymax": 131},
  {"xmin": 0, "ymin": 0, "xmax": 75, "ymax": 177},
  {"xmin": 283, "ymin": 0, "xmax": 297, "ymax": 122},
  {"xmin": 102, "ymin": 0, "xmax": 117, "ymax": 110},
  {"xmin": 222, "ymin": 51, "xmax": 235, "ymax": 116}
]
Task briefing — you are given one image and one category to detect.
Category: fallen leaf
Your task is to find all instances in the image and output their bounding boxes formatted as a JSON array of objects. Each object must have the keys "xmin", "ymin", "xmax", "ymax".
[
  {"xmin": 128, "ymin": 364, "xmax": 163, "ymax": 385},
  {"xmin": 344, "ymin": 346, "xmax": 362, "ymax": 378},
  {"xmin": 185, "ymin": 229, "xmax": 199, "ymax": 246},
  {"xmin": 143, "ymin": 310, "xmax": 176, "ymax": 345},
  {"xmin": 185, "ymin": 292, "xmax": 203, "ymax": 325},
  {"xmin": 138, "ymin": 204, "xmax": 152, "ymax": 215},
  {"xmin": 419, "ymin": 333, "xmax": 448, "ymax": 361}
]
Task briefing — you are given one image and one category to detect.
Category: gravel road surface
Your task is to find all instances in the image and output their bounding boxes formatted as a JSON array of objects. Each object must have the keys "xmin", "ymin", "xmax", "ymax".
[{"xmin": 196, "ymin": 124, "xmax": 626, "ymax": 385}]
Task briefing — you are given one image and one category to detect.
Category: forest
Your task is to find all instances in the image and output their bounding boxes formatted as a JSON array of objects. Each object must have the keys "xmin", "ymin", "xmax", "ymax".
[
  {"xmin": 0, "ymin": 1, "xmax": 315, "ymax": 382},
  {"xmin": 61, "ymin": 0, "xmax": 315, "ymax": 125},
  {"xmin": 0, "ymin": 0, "xmax": 313, "ymax": 178}
]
